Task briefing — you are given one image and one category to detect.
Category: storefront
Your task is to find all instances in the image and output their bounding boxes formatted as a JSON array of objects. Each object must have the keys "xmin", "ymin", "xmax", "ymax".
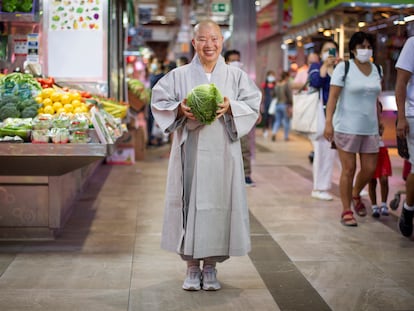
[
  {"xmin": 0, "ymin": 0, "xmax": 140, "ymax": 240},
  {"xmin": 256, "ymin": 0, "xmax": 414, "ymax": 145}
]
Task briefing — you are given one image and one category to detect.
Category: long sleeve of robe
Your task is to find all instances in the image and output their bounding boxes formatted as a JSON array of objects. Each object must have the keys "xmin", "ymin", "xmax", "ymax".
[{"xmin": 151, "ymin": 55, "xmax": 262, "ymax": 259}]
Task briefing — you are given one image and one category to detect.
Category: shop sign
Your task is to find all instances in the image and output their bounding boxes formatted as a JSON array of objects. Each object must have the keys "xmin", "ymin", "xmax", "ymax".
[
  {"xmin": 212, "ymin": 3, "xmax": 228, "ymax": 13},
  {"xmin": 292, "ymin": 0, "xmax": 414, "ymax": 26}
]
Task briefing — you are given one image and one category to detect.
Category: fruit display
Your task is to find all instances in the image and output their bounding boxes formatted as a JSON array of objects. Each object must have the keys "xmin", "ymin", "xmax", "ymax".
[
  {"xmin": 36, "ymin": 87, "xmax": 90, "ymax": 116},
  {"xmin": 0, "ymin": 72, "xmax": 131, "ymax": 145}
]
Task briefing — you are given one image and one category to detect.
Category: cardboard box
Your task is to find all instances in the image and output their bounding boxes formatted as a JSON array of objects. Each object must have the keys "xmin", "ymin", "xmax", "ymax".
[
  {"xmin": 117, "ymin": 127, "xmax": 146, "ymax": 161},
  {"xmin": 106, "ymin": 147, "xmax": 135, "ymax": 165}
]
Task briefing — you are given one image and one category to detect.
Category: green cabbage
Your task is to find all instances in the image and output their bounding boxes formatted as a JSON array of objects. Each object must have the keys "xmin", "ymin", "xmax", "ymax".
[{"xmin": 186, "ymin": 83, "xmax": 223, "ymax": 125}]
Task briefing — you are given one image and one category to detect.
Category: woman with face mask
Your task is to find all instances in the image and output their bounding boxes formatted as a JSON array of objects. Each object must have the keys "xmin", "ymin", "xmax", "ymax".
[
  {"xmin": 324, "ymin": 31, "xmax": 383, "ymax": 227},
  {"xmin": 308, "ymin": 40, "xmax": 340, "ymax": 203}
]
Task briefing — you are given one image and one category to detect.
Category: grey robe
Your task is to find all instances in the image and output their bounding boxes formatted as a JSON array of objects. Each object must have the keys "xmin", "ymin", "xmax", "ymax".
[{"xmin": 151, "ymin": 55, "xmax": 261, "ymax": 259}]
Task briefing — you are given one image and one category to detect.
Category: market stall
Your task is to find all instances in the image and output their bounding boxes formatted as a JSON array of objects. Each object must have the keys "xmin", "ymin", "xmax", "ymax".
[{"xmin": 0, "ymin": 0, "xmax": 148, "ymax": 240}]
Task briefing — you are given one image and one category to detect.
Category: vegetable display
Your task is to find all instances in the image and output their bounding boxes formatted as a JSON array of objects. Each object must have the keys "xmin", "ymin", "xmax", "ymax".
[
  {"xmin": 186, "ymin": 83, "xmax": 223, "ymax": 125},
  {"xmin": 0, "ymin": 96, "xmax": 39, "ymax": 121},
  {"xmin": 0, "ymin": 73, "xmax": 41, "ymax": 99},
  {"xmin": 2, "ymin": 0, "xmax": 33, "ymax": 13}
]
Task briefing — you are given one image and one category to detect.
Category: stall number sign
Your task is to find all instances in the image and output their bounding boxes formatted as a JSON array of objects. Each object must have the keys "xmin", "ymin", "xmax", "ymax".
[
  {"xmin": 212, "ymin": 3, "xmax": 228, "ymax": 12},
  {"xmin": 27, "ymin": 33, "xmax": 39, "ymax": 63},
  {"xmin": 14, "ymin": 38, "xmax": 28, "ymax": 56}
]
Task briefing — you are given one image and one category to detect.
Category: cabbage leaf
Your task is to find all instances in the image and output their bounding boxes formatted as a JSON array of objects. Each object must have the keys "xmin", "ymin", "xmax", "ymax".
[{"xmin": 186, "ymin": 83, "xmax": 223, "ymax": 125}]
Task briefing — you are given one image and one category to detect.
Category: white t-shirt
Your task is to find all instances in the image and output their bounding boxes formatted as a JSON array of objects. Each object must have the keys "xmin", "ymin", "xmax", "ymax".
[
  {"xmin": 330, "ymin": 59, "xmax": 382, "ymax": 135},
  {"xmin": 395, "ymin": 36, "xmax": 414, "ymax": 117}
]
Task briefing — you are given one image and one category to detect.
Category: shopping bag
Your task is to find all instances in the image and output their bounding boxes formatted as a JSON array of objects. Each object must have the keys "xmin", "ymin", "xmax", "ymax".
[
  {"xmin": 268, "ymin": 98, "xmax": 277, "ymax": 115},
  {"xmin": 291, "ymin": 90, "xmax": 320, "ymax": 134}
]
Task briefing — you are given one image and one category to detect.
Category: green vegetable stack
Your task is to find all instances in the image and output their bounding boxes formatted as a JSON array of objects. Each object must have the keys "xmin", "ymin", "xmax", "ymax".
[
  {"xmin": 0, "ymin": 96, "xmax": 39, "ymax": 121},
  {"xmin": 186, "ymin": 83, "xmax": 223, "ymax": 125},
  {"xmin": 2, "ymin": 0, "xmax": 33, "ymax": 13},
  {"xmin": 0, "ymin": 73, "xmax": 41, "ymax": 99}
]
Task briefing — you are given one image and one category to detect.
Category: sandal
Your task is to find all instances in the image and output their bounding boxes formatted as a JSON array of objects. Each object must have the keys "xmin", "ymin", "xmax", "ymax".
[
  {"xmin": 352, "ymin": 196, "xmax": 367, "ymax": 217},
  {"xmin": 341, "ymin": 210, "xmax": 358, "ymax": 227}
]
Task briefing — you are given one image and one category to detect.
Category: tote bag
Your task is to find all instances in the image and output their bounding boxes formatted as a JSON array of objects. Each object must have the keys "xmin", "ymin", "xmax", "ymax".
[
  {"xmin": 268, "ymin": 98, "xmax": 277, "ymax": 115},
  {"xmin": 291, "ymin": 90, "xmax": 321, "ymax": 134}
]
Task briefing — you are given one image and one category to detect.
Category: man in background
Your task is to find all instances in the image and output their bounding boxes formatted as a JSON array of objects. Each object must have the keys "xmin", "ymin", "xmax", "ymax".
[{"xmin": 224, "ymin": 49, "xmax": 259, "ymax": 187}]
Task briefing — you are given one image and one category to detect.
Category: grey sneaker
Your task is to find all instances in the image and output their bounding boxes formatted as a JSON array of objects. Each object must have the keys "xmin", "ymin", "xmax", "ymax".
[
  {"xmin": 380, "ymin": 205, "xmax": 389, "ymax": 216},
  {"xmin": 182, "ymin": 266, "xmax": 201, "ymax": 291},
  {"xmin": 202, "ymin": 266, "xmax": 221, "ymax": 291}
]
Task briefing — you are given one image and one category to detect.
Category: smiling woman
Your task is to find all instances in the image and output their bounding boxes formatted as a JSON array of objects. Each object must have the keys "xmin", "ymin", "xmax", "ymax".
[{"xmin": 191, "ymin": 20, "xmax": 224, "ymax": 72}]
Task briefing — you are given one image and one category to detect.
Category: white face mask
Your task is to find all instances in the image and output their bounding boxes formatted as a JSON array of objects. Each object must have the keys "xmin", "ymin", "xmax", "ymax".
[
  {"xmin": 267, "ymin": 75, "xmax": 276, "ymax": 82},
  {"xmin": 355, "ymin": 49, "xmax": 372, "ymax": 63},
  {"xmin": 321, "ymin": 51, "xmax": 329, "ymax": 62},
  {"xmin": 229, "ymin": 61, "xmax": 242, "ymax": 68}
]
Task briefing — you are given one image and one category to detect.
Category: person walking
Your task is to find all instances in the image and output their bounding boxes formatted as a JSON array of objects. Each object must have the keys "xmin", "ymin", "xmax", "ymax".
[
  {"xmin": 224, "ymin": 49, "xmax": 257, "ymax": 186},
  {"xmin": 271, "ymin": 71, "xmax": 292, "ymax": 141},
  {"xmin": 308, "ymin": 40, "xmax": 340, "ymax": 201},
  {"xmin": 395, "ymin": 35, "xmax": 414, "ymax": 237},
  {"xmin": 261, "ymin": 70, "xmax": 277, "ymax": 138},
  {"xmin": 151, "ymin": 19, "xmax": 261, "ymax": 290},
  {"xmin": 324, "ymin": 31, "xmax": 383, "ymax": 227}
]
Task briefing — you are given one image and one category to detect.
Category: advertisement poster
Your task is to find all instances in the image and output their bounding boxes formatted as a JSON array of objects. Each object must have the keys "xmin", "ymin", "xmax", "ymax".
[
  {"xmin": 49, "ymin": 0, "xmax": 103, "ymax": 31},
  {"xmin": 46, "ymin": 0, "xmax": 107, "ymax": 80}
]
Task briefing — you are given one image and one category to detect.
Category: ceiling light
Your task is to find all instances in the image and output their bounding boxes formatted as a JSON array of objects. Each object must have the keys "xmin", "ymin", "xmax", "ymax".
[{"xmin": 358, "ymin": 21, "xmax": 366, "ymax": 27}]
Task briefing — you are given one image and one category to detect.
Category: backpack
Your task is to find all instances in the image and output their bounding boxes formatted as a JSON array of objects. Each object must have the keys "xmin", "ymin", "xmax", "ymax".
[{"xmin": 343, "ymin": 60, "xmax": 382, "ymax": 81}]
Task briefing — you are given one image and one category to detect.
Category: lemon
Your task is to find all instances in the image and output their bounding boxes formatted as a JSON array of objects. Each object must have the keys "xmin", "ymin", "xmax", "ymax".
[
  {"xmin": 71, "ymin": 92, "xmax": 81, "ymax": 101},
  {"xmin": 64, "ymin": 103, "xmax": 74, "ymax": 113},
  {"xmin": 61, "ymin": 94, "xmax": 71, "ymax": 105},
  {"xmin": 43, "ymin": 98, "xmax": 53, "ymax": 106},
  {"xmin": 41, "ymin": 88, "xmax": 54, "ymax": 98},
  {"xmin": 73, "ymin": 107, "xmax": 83, "ymax": 114},
  {"xmin": 80, "ymin": 105, "xmax": 88, "ymax": 113},
  {"xmin": 44, "ymin": 105, "xmax": 55, "ymax": 115},
  {"xmin": 50, "ymin": 92, "xmax": 61, "ymax": 102},
  {"xmin": 53, "ymin": 102, "xmax": 63, "ymax": 111},
  {"xmin": 71, "ymin": 99, "xmax": 82, "ymax": 108},
  {"xmin": 35, "ymin": 96, "xmax": 43, "ymax": 103}
]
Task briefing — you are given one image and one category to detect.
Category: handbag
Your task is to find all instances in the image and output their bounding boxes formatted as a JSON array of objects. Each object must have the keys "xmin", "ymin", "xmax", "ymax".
[
  {"xmin": 268, "ymin": 98, "xmax": 277, "ymax": 115},
  {"xmin": 291, "ymin": 89, "xmax": 321, "ymax": 134}
]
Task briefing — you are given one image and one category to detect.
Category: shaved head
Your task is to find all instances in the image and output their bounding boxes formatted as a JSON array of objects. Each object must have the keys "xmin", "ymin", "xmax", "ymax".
[{"xmin": 194, "ymin": 19, "xmax": 222, "ymax": 37}]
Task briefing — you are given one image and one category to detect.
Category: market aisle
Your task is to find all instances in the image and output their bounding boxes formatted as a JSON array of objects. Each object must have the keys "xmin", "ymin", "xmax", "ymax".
[{"xmin": 0, "ymin": 131, "xmax": 413, "ymax": 311}]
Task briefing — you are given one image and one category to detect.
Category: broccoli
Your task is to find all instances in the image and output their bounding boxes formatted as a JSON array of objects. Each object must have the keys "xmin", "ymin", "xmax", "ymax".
[
  {"xmin": 21, "ymin": 106, "xmax": 38, "ymax": 118},
  {"xmin": 16, "ymin": 98, "xmax": 37, "ymax": 111},
  {"xmin": 0, "ymin": 103, "xmax": 21, "ymax": 121}
]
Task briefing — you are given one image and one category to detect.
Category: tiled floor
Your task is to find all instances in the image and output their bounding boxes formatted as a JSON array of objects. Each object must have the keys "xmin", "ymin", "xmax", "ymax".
[{"xmin": 0, "ymin": 130, "xmax": 414, "ymax": 311}]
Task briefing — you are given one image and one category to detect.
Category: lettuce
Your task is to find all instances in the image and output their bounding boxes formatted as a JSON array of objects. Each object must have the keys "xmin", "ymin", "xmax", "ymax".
[{"xmin": 186, "ymin": 83, "xmax": 223, "ymax": 125}]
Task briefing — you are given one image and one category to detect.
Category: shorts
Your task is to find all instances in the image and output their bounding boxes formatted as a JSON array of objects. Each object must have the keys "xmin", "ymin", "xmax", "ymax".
[
  {"xmin": 372, "ymin": 146, "xmax": 392, "ymax": 178},
  {"xmin": 407, "ymin": 117, "xmax": 414, "ymax": 171},
  {"xmin": 334, "ymin": 132, "xmax": 379, "ymax": 154}
]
